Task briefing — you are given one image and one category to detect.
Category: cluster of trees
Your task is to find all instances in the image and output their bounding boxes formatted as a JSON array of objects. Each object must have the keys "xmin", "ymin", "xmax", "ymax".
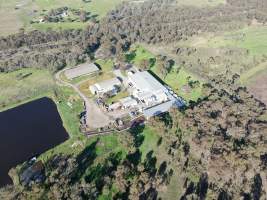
[
  {"xmin": 98, "ymin": 0, "xmax": 267, "ymax": 44},
  {"xmin": 0, "ymin": 25, "xmax": 132, "ymax": 72},
  {"xmin": 2, "ymin": 0, "xmax": 267, "ymax": 73},
  {"xmin": 149, "ymin": 73, "xmax": 267, "ymax": 199},
  {"xmin": 0, "ymin": 130, "xmax": 172, "ymax": 200}
]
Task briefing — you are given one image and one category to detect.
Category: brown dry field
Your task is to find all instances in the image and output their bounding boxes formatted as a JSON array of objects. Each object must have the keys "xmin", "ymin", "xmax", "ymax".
[{"xmin": 248, "ymin": 73, "xmax": 267, "ymax": 105}]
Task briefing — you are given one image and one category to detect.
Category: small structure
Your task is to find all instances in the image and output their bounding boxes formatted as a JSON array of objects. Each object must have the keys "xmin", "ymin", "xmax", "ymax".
[
  {"xmin": 89, "ymin": 78, "xmax": 122, "ymax": 96},
  {"xmin": 65, "ymin": 63, "xmax": 100, "ymax": 80},
  {"xmin": 108, "ymin": 102, "xmax": 121, "ymax": 111},
  {"xmin": 119, "ymin": 96, "xmax": 138, "ymax": 109}
]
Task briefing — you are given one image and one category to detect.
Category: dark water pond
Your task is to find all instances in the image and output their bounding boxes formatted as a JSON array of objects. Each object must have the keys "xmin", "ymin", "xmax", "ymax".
[{"xmin": 0, "ymin": 97, "xmax": 69, "ymax": 187}]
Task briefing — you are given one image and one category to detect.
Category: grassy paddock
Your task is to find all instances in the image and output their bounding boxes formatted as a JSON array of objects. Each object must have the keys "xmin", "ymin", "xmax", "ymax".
[
  {"xmin": 32, "ymin": 22, "xmax": 89, "ymax": 31},
  {"xmin": 139, "ymin": 127, "xmax": 160, "ymax": 161},
  {"xmin": 207, "ymin": 26, "xmax": 267, "ymax": 55},
  {"xmin": 35, "ymin": 0, "xmax": 124, "ymax": 18},
  {"xmin": 0, "ymin": 68, "xmax": 55, "ymax": 111},
  {"xmin": 126, "ymin": 45, "xmax": 156, "ymax": 66}
]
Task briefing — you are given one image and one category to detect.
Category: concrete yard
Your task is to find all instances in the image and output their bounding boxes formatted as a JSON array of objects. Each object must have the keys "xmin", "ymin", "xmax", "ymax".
[{"xmin": 85, "ymin": 98, "xmax": 112, "ymax": 129}]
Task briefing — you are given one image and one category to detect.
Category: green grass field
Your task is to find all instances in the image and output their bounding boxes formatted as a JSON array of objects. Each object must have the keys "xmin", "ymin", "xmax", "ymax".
[
  {"xmin": 0, "ymin": 68, "xmax": 56, "ymax": 111},
  {"xmin": 35, "ymin": 0, "xmax": 124, "ymax": 18},
  {"xmin": 163, "ymin": 68, "xmax": 203, "ymax": 102},
  {"xmin": 0, "ymin": 0, "xmax": 125, "ymax": 35},
  {"xmin": 95, "ymin": 59, "xmax": 114, "ymax": 73},
  {"xmin": 139, "ymin": 127, "xmax": 160, "ymax": 161},
  {"xmin": 126, "ymin": 45, "xmax": 156, "ymax": 66},
  {"xmin": 32, "ymin": 22, "xmax": 89, "ymax": 31},
  {"xmin": 207, "ymin": 26, "xmax": 267, "ymax": 55},
  {"xmin": 106, "ymin": 90, "xmax": 129, "ymax": 105}
]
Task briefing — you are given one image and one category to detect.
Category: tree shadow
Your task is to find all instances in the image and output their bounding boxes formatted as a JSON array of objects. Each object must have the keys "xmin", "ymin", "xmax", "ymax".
[
  {"xmin": 126, "ymin": 149, "xmax": 142, "ymax": 167},
  {"xmin": 85, "ymin": 152, "xmax": 123, "ymax": 191},
  {"xmin": 72, "ymin": 139, "xmax": 99, "ymax": 183},
  {"xmin": 144, "ymin": 150, "xmax": 157, "ymax": 176},
  {"xmin": 129, "ymin": 125, "xmax": 145, "ymax": 148},
  {"xmin": 158, "ymin": 112, "xmax": 173, "ymax": 128}
]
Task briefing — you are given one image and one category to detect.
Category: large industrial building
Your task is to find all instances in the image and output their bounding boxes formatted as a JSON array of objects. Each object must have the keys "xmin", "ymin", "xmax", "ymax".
[
  {"xmin": 128, "ymin": 71, "xmax": 168, "ymax": 107},
  {"xmin": 127, "ymin": 71, "xmax": 184, "ymax": 118},
  {"xmin": 89, "ymin": 70, "xmax": 185, "ymax": 119}
]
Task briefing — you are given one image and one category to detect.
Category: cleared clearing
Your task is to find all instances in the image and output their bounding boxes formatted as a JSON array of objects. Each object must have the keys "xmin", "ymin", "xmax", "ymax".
[
  {"xmin": 0, "ymin": 68, "xmax": 55, "ymax": 110},
  {"xmin": 247, "ymin": 72, "xmax": 267, "ymax": 105},
  {"xmin": 207, "ymin": 26, "xmax": 267, "ymax": 55}
]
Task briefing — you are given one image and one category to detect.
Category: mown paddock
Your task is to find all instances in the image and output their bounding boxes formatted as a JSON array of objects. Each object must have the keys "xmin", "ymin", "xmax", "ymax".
[{"xmin": 0, "ymin": 68, "xmax": 55, "ymax": 111}]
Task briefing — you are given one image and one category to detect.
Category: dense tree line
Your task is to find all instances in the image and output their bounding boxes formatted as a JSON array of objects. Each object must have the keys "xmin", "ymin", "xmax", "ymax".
[
  {"xmin": 99, "ymin": 0, "xmax": 267, "ymax": 44},
  {"xmin": 1, "ymin": 0, "xmax": 267, "ymax": 72}
]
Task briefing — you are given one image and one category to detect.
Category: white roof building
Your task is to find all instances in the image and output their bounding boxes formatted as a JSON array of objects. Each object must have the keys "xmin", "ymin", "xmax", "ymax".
[
  {"xmin": 65, "ymin": 63, "xmax": 99, "ymax": 79},
  {"xmin": 128, "ymin": 71, "xmax": 168, "ymax": 106},
  {"xmin": 119, "ymin": 97, "xmax": 138, "ymax": 109},
  {"xmin": 127, "ymin": 71, "xmax": 186, "ymax": 118},
  {"xmin": 90, "ymin": 78, "xmax": 122, "ymax": 96}
]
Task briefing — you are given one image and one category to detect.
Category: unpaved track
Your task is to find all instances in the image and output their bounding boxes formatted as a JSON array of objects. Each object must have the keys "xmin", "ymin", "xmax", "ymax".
[
  {"xmin": 55, "ymin": 69, "xmax": 112, "ymax": 129},
  {"xmin": 248, "ymin": 73, "xmax": 267, "ymax": 105}
]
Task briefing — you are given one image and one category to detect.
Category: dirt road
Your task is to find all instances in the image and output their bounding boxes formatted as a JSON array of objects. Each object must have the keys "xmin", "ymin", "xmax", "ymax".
[{"xmin": 55, "ymin": 69, "xmax": 112, "ymax": 129}]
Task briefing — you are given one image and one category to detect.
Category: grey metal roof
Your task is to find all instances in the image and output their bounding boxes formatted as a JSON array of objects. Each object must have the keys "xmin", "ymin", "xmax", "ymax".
[
  {"xmin": 129, "ymin": 71, "xmax": 167, "ymax": 92},
  {"xmin": 143, "ymin": 98, "xmax": 185, "ymax": 118},
  {"xmin": 65, "ymin": 63, "xmax": 99, "ymax": 79},
  {"xmin": 95, "ymin": 78, "xmax": 122, "ymax": 91}
]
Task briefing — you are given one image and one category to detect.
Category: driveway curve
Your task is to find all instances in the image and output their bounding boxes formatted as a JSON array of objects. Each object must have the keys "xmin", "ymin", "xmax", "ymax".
[{"xmin": 55, "ymin": 69, "xmax": 112, "ymax": 129}]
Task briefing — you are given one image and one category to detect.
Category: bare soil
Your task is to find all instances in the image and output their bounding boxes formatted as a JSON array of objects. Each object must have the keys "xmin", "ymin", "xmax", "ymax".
[{"xmin": 248, "ymin": 73, "xmax": 267, "ymax": 105}]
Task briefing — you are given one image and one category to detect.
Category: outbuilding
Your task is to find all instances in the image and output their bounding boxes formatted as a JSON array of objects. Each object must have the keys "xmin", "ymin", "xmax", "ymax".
[
  {"xmin": 89, "ymin": 78, "xmax": 122, "ymax": 96},
  {"xmin": 65, "ymin": 63, "xmax": 100, "ymax": 80}
]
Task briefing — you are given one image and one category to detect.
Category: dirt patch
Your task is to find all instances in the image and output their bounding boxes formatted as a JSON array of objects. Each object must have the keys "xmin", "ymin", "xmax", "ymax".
[{"xmin": 248, "ymin": 73, "xmax": 267, "ymax": 105}]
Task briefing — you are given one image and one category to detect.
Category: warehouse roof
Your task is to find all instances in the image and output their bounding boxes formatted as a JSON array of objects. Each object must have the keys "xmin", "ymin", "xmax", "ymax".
[
  {"xmin": 95, "ymin": 78, "xmax": 122, "ymax": 92},
  {"xmin": 129, "ymin": 71, "xmax": 167, "ymax": 92},
  {"xmin": 65, "ymin": 63, "xmax": 99, "ymax": 79}
]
